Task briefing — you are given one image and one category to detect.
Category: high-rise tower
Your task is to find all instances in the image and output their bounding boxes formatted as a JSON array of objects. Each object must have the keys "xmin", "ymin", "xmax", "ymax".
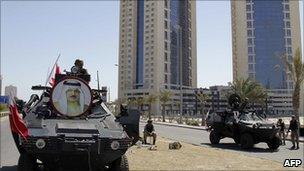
[
  {"xmin": 231, "ymin": 0, "xmax": 302, "ymax": 90},
  {"xmin": 118, "ymin": 0, "xmax": 197, "ymax": 114}
]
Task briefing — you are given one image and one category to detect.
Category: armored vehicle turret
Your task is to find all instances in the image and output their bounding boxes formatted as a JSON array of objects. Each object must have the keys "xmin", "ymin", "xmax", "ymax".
[{"xmin": 11, "ymin": 61, "xmax": 139, "ymax": 171}]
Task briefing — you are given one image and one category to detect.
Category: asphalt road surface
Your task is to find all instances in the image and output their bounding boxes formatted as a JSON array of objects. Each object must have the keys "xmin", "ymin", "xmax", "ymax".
[
  {"xmin": 140, "ymin": 122, "xmax": 304, "ymax": 165},
  {"xmin": 1, "ymin": 116, "xmax": 303, "ymax": 170}
]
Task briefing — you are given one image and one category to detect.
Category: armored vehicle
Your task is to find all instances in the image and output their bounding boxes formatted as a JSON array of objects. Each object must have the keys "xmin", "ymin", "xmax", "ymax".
[
  {"xmin": 206, "ymin": 94, "xmax": 281, "ymax": 150},
  {"xmin": 11, "ymin": 63, "xmax": 139, "ymax": 171}
]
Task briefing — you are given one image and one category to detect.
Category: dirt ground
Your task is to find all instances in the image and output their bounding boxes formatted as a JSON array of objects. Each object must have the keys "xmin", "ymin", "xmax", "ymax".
[{"xmin": 126, "ymin": 137, "xmax": 298, "ymax": 170}]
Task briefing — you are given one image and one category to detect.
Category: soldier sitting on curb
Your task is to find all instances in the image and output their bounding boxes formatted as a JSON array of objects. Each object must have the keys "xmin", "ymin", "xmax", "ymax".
[{"xmin": 143, "ymin": 120, "xmax": 157, "ymax": 145}]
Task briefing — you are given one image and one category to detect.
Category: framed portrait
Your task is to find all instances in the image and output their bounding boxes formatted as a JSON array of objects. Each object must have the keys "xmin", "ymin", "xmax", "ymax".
[{"xmin": 51, "ymin": 77, "xmax": 92, "ymax": 117}]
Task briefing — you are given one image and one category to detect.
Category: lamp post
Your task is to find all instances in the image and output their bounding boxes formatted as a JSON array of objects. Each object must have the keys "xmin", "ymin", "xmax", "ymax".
[{"xmin": 177, "ymin": 25, "xmax": 183, "ymax": 123}]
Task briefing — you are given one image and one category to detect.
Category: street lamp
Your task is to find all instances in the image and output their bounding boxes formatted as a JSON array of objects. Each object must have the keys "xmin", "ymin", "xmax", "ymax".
[{"xmin": 176, "ymin": 25, "xmax": 183, "ymax": 123}]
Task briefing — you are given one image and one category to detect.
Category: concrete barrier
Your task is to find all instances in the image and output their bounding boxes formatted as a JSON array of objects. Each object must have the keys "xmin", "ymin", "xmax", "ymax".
[{"xmin": 0, "ymin": 111, "xmax": 9, "ymax": 117}]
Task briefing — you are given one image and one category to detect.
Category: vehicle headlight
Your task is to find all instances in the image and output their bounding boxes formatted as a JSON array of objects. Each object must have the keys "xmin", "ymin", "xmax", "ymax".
[
  {"xmin": 111, "ymin": 141, "xmax": 120, "ymax": 150},
  {"xmin": 36, "ymin": 139, "xmax": 46, "ymax": 149}
]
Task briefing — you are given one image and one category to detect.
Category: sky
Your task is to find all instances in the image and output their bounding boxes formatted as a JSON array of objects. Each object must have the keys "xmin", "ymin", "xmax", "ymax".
[{"xmin": 1, "ymin": 0, "xmax": 303, "ymax": 101}]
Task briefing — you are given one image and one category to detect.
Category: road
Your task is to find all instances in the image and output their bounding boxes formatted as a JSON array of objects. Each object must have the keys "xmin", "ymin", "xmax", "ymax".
[
  {"xmin": 1, "ymin": 117, "xmax": 20, "ymax": 171},
  {"xmin": 1, "ymin": 116, "xmax": 303, "ymax": 170},
  {"xmin": 139, "ymin": 122, "xmax": 304, "ymax": 165}
]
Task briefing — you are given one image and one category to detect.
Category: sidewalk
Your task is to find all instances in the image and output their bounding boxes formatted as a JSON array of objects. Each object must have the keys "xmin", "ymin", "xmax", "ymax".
[{"xmin": 143, "ymin": 120, "xmax": 304, "ymax": 143}]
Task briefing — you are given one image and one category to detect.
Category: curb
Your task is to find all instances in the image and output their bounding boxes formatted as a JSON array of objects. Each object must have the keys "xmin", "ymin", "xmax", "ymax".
[
  {"xmin": 152, "ymin": 121, "xmax": 207, "ymax": 131},
  {"xmin": 147, "ymin": 121, "xmax": 304, "ymax": 143}
]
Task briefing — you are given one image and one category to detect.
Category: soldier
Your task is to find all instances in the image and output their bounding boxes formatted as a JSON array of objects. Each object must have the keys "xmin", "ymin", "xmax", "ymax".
[
  {"xmin": 287, "ymin": 116, "xmax": 299, "ymax": 150},
  {"xmin": 276, "ymin": 118, "xmax": 286, "ymax": 145},
  {"xmin": 74, "ymin": 59, "xmax": 88, "ymax": 75}
]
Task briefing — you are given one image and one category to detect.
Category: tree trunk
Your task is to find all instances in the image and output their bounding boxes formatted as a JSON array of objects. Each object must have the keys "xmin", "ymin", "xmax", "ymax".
[
  {"xmin": 293, "ymin": 83, "xmax": 300, "ymax": 122},
  {"xmin": 201, "ymin": 106, "xmax": 206, "ymax": 126},
  {"xmin": 162, "ymin": 104, "xmax": 166, "ymax": 122},
  {"xmin": 148, "ymin": 104, "xmax": 152, "ymax": 120}
]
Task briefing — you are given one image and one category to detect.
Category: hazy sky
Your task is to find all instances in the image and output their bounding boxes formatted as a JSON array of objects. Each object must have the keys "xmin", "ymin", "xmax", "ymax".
[{"xmin": 1, "ymin": 1, "xmax": 303, "ymax": 101}]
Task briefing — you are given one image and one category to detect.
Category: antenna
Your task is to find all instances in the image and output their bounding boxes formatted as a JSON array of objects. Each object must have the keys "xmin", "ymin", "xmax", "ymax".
[{"xmin": 97, "ymin": 70, "xmax": 100, "ymax": 91}]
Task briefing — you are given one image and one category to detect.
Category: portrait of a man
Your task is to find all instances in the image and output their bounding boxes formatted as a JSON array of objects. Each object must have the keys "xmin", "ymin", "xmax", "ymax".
[{"xmin": 52, "ymin": 79, "xmax": 91, "ymax": 117}]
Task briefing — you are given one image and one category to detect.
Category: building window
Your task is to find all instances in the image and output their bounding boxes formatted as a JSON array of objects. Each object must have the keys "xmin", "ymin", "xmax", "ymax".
[
  {"xmin": 285, "ymin": 4, "xmax": 290, "ymax": 11},
  {"xmin": 249, "ymin": 73, "xmax": 255, "ymax": 79},
  {"xmin": 247, "ymin": 38, "xmax": 253, "ymax": 45},
  {"xmin": 165, "ymin": 31, "xmax": 168, "ymax": 40},
  {"xmin": 285, "ymin": 13, "xmax": 290, "ymax": 19},
  {"xmin": 286, "ymin": 38, "xmax": 292, "ymax": 45},
  {"xmin": 286, "ymin": 29, "xmax": 291, "ymax": 36},
  {"xmin": 248, "ymin": 64, "xmax": 254, "ymax": 71},
  {"xmin": 165, "ymin": 20, "xmax": 168, "ymax": 29},
  {"xmin": 165, "ymin": 42, "xmax": 168, "ymax": 50},
  {"xmin": 248, "ymin": 47, "xmax": 254, "ymax": 54},
  {"xmin": 165, "ymin": 10, "xmax": 168, "ymax": 19},
  {"xmin": 286, "ymin": 21, "xmax": 290, "ymax": 28},
  {"xmin": 248, "ymin": 55, "xmax": 254, "ymax": 63},
  {"xmin": 247, "ymin": 30, "xmax": 253, "ymax": 37},
  {"xmin": 247, "ymin": 21, "xmax": 252, "ymax": 28},
  {"xmin": 246, "ymin": 13, "xmax": 252, "ymax": 20},
  {"xmin": 288, "ymin": 55, "xmax": 293, "ymax": 62},
  {"xmin": 165, "ymin": 52, "xmax": 168, "ymax": 61},
  {"xmin": 287, "ymin": 47, "xmax": 292, "ymax": 54},
  {"xmin": 246, "ymin": 5, "xmax": 251, "ymax": 11},
  {"xmin": 165, "ymin": 63, "xmax": 168, "ymax": 72},
  {"xmin": 165, "ymin": 0, "xmax": 168, "ymax": 8},
  {"xmin": 165, "ymin": 74, "xmax": 168, "ymax": 83}
]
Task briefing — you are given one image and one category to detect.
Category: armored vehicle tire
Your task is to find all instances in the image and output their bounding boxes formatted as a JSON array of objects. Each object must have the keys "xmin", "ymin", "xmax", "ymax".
[
  {"xmin": 240, "ymin": 133, "xmax": 254, "ymax": 149},
  {"xmin": 209, "ymin": 130, "xmax": 220, "ymax": 144},
  {"xmin": 109, "ymin": 155, "xmax": 129, "ymax": 171},
  {"xmin": 17, "ymin": 153, "xmax": 37, "ymax": 171},
  {"xmin": 267, "ymin": 135, "xmax": 281, "ymax": 150}
]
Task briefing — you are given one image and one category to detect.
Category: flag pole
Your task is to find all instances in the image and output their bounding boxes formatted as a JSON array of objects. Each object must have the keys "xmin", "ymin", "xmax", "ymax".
[{"xmin": 45, "ymin": 53, "xmax": 61, "ymax": 86}]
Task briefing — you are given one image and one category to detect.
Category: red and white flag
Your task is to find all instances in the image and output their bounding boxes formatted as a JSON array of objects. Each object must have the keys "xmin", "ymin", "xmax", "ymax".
[
  {"xmin": 8, "ymin": 96, "xmax": 29, "ymax": 140},
  {"xmin": 49, "ymin": 64, "xmax": 61, "ymax": 87}
]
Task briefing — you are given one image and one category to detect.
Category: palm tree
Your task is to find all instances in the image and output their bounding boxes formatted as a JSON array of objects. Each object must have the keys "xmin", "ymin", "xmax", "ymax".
[
  {"xmin": 127, "ymin": 98, "xmax": 137, "ymax": 108},
  {"xmin": 229, "ymin": 78, "xmax": 268, "ymax": 105},
  {"xmin": 146, "ymin": 94, "xmax": 158, "ymax": 119},
  {"xmin": 195, "ymin": 91, "xmax": 209, "ymax": 126},
  {"xmin": 285, "ymin": 48, "xmax": 304, "ymax": 122},
  {"xmin": 159, "ymin": 90, "xmax": 172, "ymax": 122},
  {"xmin": 135, "ymin": 97, "xmax": 145, "ymax": 112}
]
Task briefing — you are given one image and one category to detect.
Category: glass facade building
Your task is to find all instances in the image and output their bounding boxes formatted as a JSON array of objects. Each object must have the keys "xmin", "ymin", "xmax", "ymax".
[
  {"xmin": 118, "ymin": 0, "xmax": 197, "ymax": 115},
  {"xmin": 136, "ymin": 0, "xmax": 144, "ymax": 88},
  {"xmin": 170, "ymin": 0, "xmax": 191, "ymax": 88},
  {"xmin": 246, "ymin": 0, "xmax": 295, "ymax": 89}
]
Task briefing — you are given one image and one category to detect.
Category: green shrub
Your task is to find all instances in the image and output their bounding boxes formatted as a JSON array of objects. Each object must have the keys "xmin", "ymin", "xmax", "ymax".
[
  {"xmin": 186, "ymin": 119, "xmax": 200, "ymax": 126},
  {"xmin": 0, "ymin": 104, "xmax": 8, "ymax": 112}
]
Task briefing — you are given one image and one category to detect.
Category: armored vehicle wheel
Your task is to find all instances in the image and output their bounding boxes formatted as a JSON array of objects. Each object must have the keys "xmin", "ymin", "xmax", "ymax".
[
  {"xmin": 209, "ymin": 130, "xmax": 220, "ymax": 144},
  {"xmin": 109, "ymin": 155, "xmax": 129, "ymax": 171},
  {"xmin": 17, "ymin": 153, "xmax": 37, "ymax": 171},
  {"xmin": 267, "ymin": 135, "xmax": 281, "ymax": 150},
  {"xmin": 240, "ymin": 133, "xmax": 254, "ymax": 149}
]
